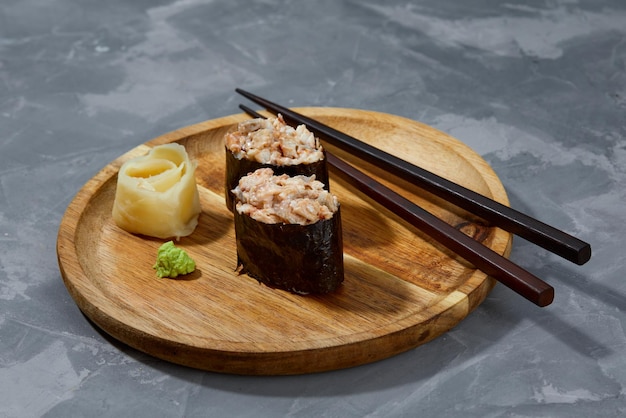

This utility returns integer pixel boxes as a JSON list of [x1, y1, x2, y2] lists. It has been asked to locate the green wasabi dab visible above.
[[153, 241, 196, 278]]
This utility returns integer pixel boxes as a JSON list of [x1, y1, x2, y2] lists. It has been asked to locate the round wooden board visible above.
[[57, 108, 512, 375]]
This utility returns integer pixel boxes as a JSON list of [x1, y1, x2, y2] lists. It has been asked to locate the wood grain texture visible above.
[[56, 108, 512, 375]]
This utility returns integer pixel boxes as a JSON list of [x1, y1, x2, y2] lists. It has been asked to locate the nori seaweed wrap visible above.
[[232, 168, 343, 294], [224, 115, 329, 211]]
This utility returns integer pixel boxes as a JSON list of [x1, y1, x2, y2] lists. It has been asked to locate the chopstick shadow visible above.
[[509, 251, 620, 359], [486, 282, 614, 361], [557, 262, 626, 311]]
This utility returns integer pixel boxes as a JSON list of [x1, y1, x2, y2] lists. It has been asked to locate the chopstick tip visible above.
[[537, 287, 555, 307], [239, 104, 264, 119], [235, 88, 254, 99], [576, 243, 592, 265]]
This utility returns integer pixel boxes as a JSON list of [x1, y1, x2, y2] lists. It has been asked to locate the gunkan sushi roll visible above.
[[224, 114, 329, 210], [232, 168, 343, 294]]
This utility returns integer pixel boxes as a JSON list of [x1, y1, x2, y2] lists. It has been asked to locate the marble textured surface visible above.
[[1, 0, 625, 416]]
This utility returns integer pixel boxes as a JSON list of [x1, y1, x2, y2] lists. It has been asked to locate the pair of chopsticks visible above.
[[235, 88, 591, 307]]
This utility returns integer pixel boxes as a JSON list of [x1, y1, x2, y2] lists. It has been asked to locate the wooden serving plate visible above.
[[57, 108, 512, 375]]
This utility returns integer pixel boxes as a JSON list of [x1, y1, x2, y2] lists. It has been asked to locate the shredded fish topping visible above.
[[233, 168, 338, 225], [225, 114, 324, 165]]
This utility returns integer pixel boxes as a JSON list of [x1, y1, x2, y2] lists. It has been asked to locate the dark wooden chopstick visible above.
[[238, 104, 555, 307], [235, 88, 591, 266]]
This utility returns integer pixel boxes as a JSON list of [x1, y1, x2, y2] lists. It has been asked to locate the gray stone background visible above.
[[1, 0, 625, 417]]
